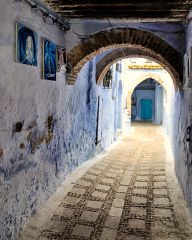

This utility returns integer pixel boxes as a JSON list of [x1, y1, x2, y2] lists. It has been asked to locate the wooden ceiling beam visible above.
[[43, 0, 192, 20], [54, 10, 187, 15], [53, 15, 186, 20], [48, 3, 192, 9], [53, 7, 191, 12], [44, 0, 192, 4]]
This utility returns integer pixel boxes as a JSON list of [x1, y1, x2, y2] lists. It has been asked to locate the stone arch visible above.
[[96, 47, 178, 89], [67, 27, 182, 87]]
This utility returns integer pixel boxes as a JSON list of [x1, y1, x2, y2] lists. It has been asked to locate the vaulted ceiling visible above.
[[43, 0, 192, 21]]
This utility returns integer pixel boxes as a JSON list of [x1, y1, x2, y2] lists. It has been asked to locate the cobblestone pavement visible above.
[[19, 124, 192, 240]]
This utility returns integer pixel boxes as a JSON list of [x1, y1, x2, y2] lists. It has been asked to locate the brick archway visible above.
[[96, 47, 179, 89], [67, 27, 182, 87]]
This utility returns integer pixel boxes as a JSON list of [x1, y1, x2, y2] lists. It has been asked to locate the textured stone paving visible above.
[[18, 123, 192, 240]]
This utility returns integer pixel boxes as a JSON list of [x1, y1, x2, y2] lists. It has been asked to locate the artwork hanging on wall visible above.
[[42, 38, 57, 81], [57, 47, 66, 72], [16, 23, 38, 66]]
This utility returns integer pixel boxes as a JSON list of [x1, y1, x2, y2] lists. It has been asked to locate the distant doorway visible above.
[[130, 78, 164, 123], [140, 99, 153, 120]]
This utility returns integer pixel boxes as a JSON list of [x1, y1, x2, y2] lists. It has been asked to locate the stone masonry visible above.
[[67, 28, 182, 85]]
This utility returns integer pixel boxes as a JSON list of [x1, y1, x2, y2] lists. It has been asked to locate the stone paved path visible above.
[[19, 123, 192, 240]]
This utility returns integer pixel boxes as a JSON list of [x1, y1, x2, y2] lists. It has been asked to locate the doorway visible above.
[[140, 98, 152, 120]]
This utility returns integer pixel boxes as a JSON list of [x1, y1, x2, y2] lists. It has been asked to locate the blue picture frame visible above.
[[16, 23, 38, 66], [43, 38, 57, 81]]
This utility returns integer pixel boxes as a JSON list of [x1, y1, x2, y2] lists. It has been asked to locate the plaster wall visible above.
[[159, 15, 192, 208], [117, 80, 123, 130], [154, 84, 163, 125], [169, 13, 192, 211], [97, 64, 122, 149], [172, 60, 192, 211], [113, 68, 122, 139], [100, 88, 115, 148], [0, 1, 116, 238]]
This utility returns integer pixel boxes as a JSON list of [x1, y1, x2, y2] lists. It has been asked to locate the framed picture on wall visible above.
[[16, 23, 38, 66], [42, 38, 57, 81]]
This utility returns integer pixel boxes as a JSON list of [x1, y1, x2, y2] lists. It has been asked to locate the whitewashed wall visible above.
[[169, 11, 192, 210], [0, 1, 120, 239]]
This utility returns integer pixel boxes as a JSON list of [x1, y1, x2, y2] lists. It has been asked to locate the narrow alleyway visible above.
[[19, 124, 192, 240]]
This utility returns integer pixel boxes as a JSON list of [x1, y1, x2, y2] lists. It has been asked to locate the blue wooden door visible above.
[[140, 99, 152, 120]]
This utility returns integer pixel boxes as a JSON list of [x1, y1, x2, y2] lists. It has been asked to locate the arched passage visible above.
[[125, 72, 174, 117], [130, 78, 163, 122], [67, 27, 183, 87], [96, 48, 178, 89]]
